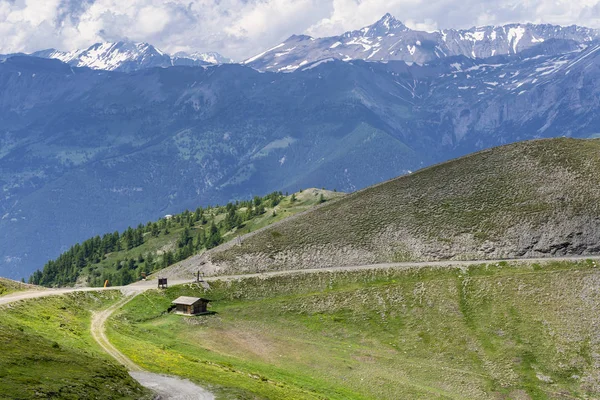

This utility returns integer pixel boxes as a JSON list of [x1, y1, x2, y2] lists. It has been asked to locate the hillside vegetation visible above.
[[0, 291, 150, 399], [0, 278, 36, 297], [29, 189, 343, 287], [109, 259, 600, 399], [171, 138, 600, 277]]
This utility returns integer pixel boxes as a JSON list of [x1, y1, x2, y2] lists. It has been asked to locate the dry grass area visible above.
[[0, 277, 40, 297], [109, 260, 600, 399], [186, 138, 600, 276]]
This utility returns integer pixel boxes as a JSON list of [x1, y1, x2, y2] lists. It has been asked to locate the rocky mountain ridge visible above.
[[244, 13, 600, 72], [17, 42, 233, 72]]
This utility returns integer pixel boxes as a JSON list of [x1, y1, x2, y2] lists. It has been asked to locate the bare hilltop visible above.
[[165, 138, 600, 277]]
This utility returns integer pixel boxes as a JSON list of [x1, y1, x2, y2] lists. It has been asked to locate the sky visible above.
[[0, 0, 599, 61]]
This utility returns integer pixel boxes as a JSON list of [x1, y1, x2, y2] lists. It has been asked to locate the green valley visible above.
[[107, 259, 600, 399], [5, 138, 600, 399]]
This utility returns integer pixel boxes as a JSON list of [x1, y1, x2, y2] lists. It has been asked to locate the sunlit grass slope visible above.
[[109, 259, 600, 399], [0, 292, 151, 399], [0, 278, 35, 297]]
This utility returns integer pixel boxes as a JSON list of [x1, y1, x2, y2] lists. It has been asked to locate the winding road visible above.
[[89, 291, 215, 400], [4, 255, 599, 308], [2, 255, 600, 399], [90, 293, 143, 372], [0, 279, 214, 400]]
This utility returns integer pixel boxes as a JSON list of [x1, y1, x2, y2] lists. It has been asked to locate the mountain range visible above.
[[1, 42, 233, 73], [1, 14, 600, 279], [244, 13, 600, 72]]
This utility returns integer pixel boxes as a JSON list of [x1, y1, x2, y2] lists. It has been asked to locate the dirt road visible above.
[[89, 292, 215, 399], [90, 293, 143, 371], [0, 280, 213, 399], [0, 278, 192, 306], [130, 372, 214, 400], [177, 254, 600, 282], [4, 255, 599, 307]]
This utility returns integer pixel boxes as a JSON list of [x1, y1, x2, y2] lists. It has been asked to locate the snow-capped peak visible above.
[[367, 13, 408, 36], [173, 51, 233, 65], [30, 42, 232, 72], [243, 13, 600, 73]]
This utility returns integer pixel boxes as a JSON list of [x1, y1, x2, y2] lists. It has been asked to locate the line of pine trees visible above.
[[29, 191, 285, 287]]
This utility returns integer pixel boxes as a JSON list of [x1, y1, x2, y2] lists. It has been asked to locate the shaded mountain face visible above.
[[245, 13, 600, 72], [28, 42, 231, 72], [1, 38, 600, 279]]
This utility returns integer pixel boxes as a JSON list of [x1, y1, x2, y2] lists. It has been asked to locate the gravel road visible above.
[[4, 255, 599, 306], [90, 293, 143, 372], [88, 289, 215, 399], [130, 372, 215, 400], [0, 280, 214, 399], [174, 254, 600, 282]]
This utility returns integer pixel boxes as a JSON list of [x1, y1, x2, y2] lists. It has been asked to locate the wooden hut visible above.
[[171, 296, 210, 315]]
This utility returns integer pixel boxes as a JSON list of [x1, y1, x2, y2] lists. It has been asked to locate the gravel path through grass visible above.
[[90, 293, 215, 399], [90, 293, 143, 371], [184, 254, 600, 281], [4, 255, 600, 305]]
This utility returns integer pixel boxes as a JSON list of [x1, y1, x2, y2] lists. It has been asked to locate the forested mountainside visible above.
[[29, 189, 341, 287]]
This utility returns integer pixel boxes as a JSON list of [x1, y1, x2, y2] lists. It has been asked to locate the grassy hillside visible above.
[[108, 259, 600, 399], [30, 188, 343, 287], [179, 138, 600, 276], [0, 278, 36, 297], [0, 291, 150, 399]]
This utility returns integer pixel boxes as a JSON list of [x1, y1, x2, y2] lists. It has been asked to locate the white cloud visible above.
[[0, 0, 598, 61]]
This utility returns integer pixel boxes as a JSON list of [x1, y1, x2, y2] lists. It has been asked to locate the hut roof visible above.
[[172, 296, 210, 306]]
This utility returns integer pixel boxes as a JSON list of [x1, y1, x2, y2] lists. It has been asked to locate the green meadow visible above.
[[107, 260, 600, 399]]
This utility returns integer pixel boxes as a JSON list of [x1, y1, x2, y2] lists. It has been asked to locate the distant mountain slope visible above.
[[28, 42, 231, 72], [245, 13, 600, 72], [28, 189, 342, 288], [1, 39, 599, 279], [173, 51, 234, 65], [168, 139, 600, 276]]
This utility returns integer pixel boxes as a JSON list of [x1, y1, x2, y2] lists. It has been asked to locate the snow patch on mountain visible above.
[[508, 26, 526, 53], [173, 51, 233, 65]]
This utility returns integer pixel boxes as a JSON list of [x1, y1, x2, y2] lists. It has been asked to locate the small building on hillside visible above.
[[172, 296, 210, 316]]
